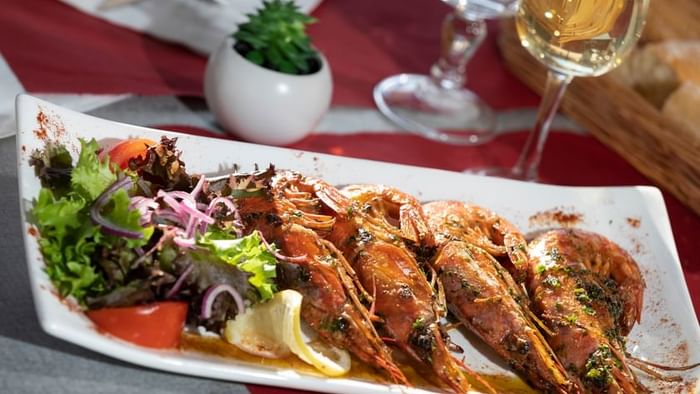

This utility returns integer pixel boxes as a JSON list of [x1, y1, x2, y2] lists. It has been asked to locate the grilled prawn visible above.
[[424, 201, 529, 283], [274, 223, 408, 383], [425, 201, 576, 393], [527, 229, 646, 393], [338, 185, 445, 315], [226, 171, 408, 386], [274, 178, 478, 393]]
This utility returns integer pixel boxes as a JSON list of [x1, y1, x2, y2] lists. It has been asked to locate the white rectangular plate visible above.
[[15, 95, 700, 393]]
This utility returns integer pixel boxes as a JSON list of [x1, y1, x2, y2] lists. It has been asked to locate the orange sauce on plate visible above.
[[180, 332, 537, 393]]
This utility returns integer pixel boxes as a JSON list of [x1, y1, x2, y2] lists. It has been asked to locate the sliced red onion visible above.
[[132, 197, 159, 212], [168, 191, 196, 206], [129, 196, 159, 226], [201, 197, 241, 236], [255, 230, 307, 262], [136, 211, 153, 227], [154, 209, 186, 225], [173, 235, 195, 249], [179, 201, 215, 225], [158, 190, 186, 216], [129, 196, 147, 208], [155, 188, 217, 242], [165, 264, 193, 299], [205, 197, 236, 215], [190, 175, 205, 199], [199, 219, 209, 237], [200, 284, 245, 320], [159, 191, 212, 229], [90, 177, 144, 239], [185, 216, 197, 239]]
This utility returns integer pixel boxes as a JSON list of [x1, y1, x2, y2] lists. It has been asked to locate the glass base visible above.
[[373, 74, 496, 145]]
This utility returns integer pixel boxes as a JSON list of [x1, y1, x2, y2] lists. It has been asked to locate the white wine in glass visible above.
[[494, 0, 649, 180], [518, 0, 647, 77]]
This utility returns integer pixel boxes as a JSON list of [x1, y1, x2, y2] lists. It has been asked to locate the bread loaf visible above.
[[612, 40, 700, 136], [613, 40, 700, 107], [643, 0, 700, 42], [649, 41, 700, 83], [663, 82, 700, 136]]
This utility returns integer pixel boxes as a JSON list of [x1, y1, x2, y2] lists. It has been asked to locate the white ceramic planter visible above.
[[204, 37, 332, 145]]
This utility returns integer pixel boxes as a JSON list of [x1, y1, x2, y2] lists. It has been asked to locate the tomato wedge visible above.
[[107, 138, 156, 169], [86, 302, 188, 348]]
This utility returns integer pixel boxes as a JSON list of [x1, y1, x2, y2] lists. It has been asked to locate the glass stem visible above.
[[430, 11, 486, 90], [512, 71, 573, 181]]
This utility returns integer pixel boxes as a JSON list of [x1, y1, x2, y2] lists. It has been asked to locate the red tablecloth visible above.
[[1, 1, 698, 391], [1, 0, 539, 108]]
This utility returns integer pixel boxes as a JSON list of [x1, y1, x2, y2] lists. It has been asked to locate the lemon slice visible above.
[[224, 290, 351, 376]]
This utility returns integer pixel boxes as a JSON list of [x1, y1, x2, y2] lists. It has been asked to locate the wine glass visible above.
[[373, 0, 520, 145], [484, 0, 649, 180]]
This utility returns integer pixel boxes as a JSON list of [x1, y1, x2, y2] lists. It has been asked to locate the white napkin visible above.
[[59, 0, 321, 55]]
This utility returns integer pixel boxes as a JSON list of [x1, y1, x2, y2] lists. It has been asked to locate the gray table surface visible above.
[[0, 135, 253, 393]]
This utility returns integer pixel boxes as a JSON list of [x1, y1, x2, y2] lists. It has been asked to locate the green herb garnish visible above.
[[542, 275, 561, 288], [564, 314, 578, 325], [584, 345, 614, 388], [583, 305, 596, 316], [574, 287, 592, 303]]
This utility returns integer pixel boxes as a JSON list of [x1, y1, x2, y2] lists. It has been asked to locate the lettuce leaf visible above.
[[32, 188, 85, 237], [32, 187, 106, 300], [31, 139, 151, 304], [71, 139, 116, 201], [199, 231, 278, 300]]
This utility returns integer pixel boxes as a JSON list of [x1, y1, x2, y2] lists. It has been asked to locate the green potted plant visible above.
[[204, 0, 332, 145]]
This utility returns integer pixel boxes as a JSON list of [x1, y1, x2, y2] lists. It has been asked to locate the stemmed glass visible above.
[[485, 0, 649, 180], [373, 0, 519, 145]]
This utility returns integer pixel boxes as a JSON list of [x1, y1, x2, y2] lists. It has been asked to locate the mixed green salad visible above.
[[29, 137, 279, 333]]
